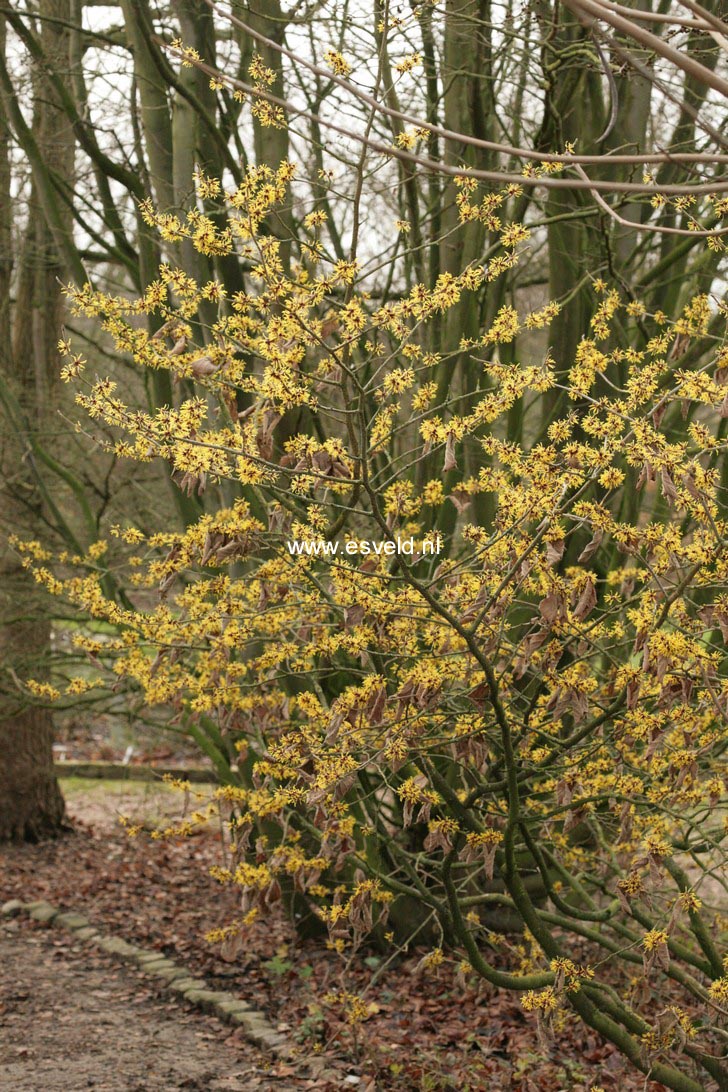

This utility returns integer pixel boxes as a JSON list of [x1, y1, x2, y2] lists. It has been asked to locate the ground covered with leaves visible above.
[[0, 915, 285, 1092], [0, 783, 675, 1091]]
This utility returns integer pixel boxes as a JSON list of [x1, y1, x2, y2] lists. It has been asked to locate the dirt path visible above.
[[0, 917, 292, 1092]]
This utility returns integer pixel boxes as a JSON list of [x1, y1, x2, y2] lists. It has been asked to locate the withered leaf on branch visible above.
[[652, 402, 666, 429], [461, 837, 498, 881], [401, 773, 428, 828], [562, 805, 589, 835], [173, 469, 207, 496], [169, 334, 188, 355], [577, 528, 604, 564], [617, 802, 633, 844], [660, 467, 679, 506], [365, 683, 387, 726], [344, 603, 365, 629], [189, 354, 218, 378], [448, 488, 471, 513], [636, 462, 655, 490], [539, 591, 567, 626], [626, 676, 641, 709], [459, 585, 488, 625], [682, 468, 704, 503], [698, 604, 728, 643], [201, 532, 225, 565], [467, 681, 490, 709], [219, 932, 245, 962], [545, 538, 564, 566], [423, 824, 453, 854], [268, 505, 289, 534], [573, 577, 597, 621], [643, 937, 671, 976], [255, 410, 282, 460], [669, 332, 690, 360], [312, 449, 333, 474], [514, 630, 549, 678]]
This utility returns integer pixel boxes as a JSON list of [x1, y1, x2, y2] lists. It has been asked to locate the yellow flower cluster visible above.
[[20, 156, 728, 1059]]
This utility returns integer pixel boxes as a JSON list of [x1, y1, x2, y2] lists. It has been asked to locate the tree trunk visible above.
[[0, 2, 72, 841], [0, 652, 66, 842]]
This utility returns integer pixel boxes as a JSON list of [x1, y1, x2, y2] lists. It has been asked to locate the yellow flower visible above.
[[324, 50, 352, 77]]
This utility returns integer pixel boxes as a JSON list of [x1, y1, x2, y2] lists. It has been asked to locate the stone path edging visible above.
[[1, 898, 292, 1059]]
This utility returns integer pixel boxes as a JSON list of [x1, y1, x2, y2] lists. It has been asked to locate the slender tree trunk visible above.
[[0, 3, 72, 841]]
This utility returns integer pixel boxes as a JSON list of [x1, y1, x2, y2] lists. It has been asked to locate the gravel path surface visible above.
[[0, 917, 290, 1092]]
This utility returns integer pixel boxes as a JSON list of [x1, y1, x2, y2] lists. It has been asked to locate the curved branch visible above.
[[173, 47, 728, 198], [205, 0, 728, 169]]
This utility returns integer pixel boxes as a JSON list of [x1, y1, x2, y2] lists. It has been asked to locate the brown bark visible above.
[[0, 687, 66, 842], [0, 2, 72, 841]]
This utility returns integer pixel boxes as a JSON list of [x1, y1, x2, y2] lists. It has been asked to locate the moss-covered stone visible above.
[[245, 1027, 289, 1052], [73, 927, 99, 942], [28, 903, 58, 924], [214, 998, 251, 1021], [167, 977, 207, 994], [136, 951, 166, 964], [182, 988, 222, 1007], [150, 965, 188, 983], [1, 899, 24, 916], [96, 937, 139, 960], [55, 912, 90, 930]]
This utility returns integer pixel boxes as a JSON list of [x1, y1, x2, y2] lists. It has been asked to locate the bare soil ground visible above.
[[0, 916, 288, 1092]]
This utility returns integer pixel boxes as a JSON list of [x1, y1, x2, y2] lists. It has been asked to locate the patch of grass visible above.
[[58, 777, 215, 832]]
